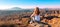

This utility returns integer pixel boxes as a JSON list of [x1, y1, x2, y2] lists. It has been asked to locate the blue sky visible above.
[[0, 0, 60, 9]]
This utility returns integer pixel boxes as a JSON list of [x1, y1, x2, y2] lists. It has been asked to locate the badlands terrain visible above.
[[0, 8, 60, 27]]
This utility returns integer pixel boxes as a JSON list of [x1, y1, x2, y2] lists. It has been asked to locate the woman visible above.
[[30, 7, 40, 24]]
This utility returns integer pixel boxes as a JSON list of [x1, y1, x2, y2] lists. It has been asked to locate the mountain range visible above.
[[0, 7, 33, 16]]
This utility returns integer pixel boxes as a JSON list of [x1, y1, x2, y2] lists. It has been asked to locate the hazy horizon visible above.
[[0, 0, 60, 10]]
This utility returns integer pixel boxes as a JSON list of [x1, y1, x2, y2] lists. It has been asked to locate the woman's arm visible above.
[[30, 13, 34, 18], [30, 13, 35, 20], [30, 13, 34, 20]]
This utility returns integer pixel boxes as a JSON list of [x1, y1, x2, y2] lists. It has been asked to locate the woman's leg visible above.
[[30, 17, 35, 24], [30, 19, 33, 24]]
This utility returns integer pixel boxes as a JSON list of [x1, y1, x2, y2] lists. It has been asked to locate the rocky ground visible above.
[[0, 17, 60, 27], [0, 9, 60, 27]]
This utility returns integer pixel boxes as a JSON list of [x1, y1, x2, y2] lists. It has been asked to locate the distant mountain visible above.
[[0, 7, 33, 16], [8, 7, 22, 10]]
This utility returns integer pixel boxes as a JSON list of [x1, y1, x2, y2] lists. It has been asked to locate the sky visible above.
[[0, 0, 60, 9]]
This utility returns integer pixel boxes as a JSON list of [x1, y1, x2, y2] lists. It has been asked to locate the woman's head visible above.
[[34, 7, 40, 15]]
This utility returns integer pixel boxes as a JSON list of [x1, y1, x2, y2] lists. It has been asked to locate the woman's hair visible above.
[[33, 7, 40, 15]]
